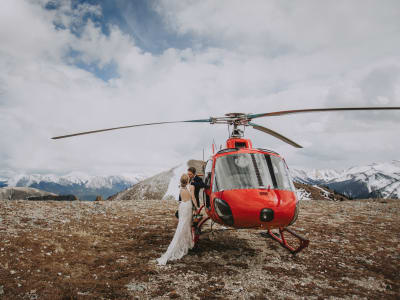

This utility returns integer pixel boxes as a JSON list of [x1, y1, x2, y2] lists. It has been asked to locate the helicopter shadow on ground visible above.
[[172, 230, 258, 275]]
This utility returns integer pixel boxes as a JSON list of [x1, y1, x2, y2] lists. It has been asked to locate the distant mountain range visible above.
[[291, 160, 400, 199], [0, 172, 146, 201], [1, 160, 399, 201]]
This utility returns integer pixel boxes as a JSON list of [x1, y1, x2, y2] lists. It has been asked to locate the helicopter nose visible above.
[[213, 189, 297, 229]]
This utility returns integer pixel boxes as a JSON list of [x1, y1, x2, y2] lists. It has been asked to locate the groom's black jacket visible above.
[[191, 175, 206, 208]]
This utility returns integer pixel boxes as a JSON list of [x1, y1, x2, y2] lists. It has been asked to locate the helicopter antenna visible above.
[[212, 138, 216, 154]]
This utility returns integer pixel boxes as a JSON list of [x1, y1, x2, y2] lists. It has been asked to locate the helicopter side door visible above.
[[203, 159, 213, 209]]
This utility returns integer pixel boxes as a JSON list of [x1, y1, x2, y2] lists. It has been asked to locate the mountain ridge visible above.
[[291, 160, 400, 199]]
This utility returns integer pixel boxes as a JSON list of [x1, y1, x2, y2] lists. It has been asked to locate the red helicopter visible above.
[[52, 107, 400, 254]]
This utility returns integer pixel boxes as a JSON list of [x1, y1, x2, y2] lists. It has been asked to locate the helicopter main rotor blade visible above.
[[248, 122, 303, 148], [248, 107, 400, 119], [51, 118, 211, 140]]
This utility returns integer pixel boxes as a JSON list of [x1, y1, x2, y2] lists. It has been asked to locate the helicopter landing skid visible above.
[[261, 227, 309, 255], [192, 211, 210, 246]]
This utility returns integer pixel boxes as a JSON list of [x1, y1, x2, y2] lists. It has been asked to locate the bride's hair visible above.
[[180, 174, 189, 187]]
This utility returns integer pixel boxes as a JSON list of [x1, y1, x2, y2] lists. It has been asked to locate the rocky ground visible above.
[[0, 199, 399, 299]]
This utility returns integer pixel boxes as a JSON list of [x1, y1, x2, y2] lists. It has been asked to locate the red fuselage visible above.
[[203, 138, 298, 229]]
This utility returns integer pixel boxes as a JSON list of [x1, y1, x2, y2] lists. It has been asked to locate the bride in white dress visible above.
[[157, 174, 198, 265]]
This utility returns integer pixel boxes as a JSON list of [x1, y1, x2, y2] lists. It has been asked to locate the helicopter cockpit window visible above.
[[204, 160, 213, 186], [235, 142, 247, 148], [213, 153, 295, 192], [203, 160, 213, 208], [213, 153, 274, 191], [267, 155, 295, 191]]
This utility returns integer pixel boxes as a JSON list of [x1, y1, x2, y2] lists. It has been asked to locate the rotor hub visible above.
[[225, 113, 246, 119], [223, 113, 248, 138]]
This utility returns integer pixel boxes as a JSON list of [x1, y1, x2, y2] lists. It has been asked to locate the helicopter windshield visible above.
[[213, 153, 295, 192]]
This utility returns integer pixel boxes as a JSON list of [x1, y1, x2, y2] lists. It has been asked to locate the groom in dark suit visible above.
[[187, 167, 205, 208]]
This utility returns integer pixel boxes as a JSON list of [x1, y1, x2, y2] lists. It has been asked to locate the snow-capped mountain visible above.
[[291, 169, 344, 185], [291, 160, 400, 199], [1, 172, 146, 201]]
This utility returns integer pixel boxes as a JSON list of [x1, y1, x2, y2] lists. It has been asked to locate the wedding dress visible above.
[[157, 187, 194, 265]]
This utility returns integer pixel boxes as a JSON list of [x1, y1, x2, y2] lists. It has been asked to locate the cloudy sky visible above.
[[1, 0, 400, 177]]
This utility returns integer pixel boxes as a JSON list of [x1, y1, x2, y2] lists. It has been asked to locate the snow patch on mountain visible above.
[[163, 163, 189, 201], [296, 188, 312, 201], [312, 185, 332, 200]]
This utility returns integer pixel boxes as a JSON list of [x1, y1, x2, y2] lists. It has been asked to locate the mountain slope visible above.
[[108, 168, 175, 201], [0, 187, 56, 201], [294, 183, 349, 201], [108, 160, 205, 201]]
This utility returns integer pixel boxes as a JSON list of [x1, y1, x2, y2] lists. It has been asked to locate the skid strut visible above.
[[192, 205, 210, 246], [262, 227, 309, 254]]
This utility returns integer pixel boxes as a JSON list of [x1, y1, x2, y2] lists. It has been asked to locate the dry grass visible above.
[[0, 199, 399, 299]]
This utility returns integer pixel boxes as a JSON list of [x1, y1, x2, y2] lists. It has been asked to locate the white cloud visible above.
[[156, 0, 400, 53], [0, 0, 400, 177]]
